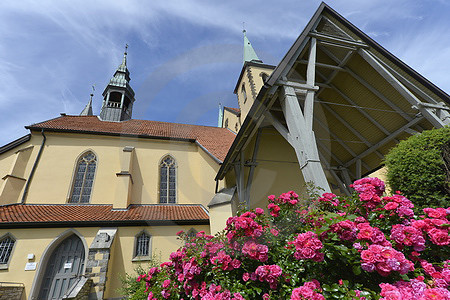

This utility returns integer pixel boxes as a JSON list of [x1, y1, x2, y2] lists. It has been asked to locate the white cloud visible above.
[[0, 0, 448, 147]]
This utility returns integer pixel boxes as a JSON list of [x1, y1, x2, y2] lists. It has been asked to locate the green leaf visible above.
[[352, 265, 361, 275]]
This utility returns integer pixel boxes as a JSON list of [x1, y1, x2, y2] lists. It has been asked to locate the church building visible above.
[[0, 3, 449, 299]]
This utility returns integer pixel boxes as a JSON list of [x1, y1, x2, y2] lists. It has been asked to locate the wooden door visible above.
[[38, 234, 85, 299]]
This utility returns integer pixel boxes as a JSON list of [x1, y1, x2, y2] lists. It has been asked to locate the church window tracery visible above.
[[135, 231, 151, 257], [159, 155, 176, 204], [69, 151, 97, 203], [0, 234, 15, 266]]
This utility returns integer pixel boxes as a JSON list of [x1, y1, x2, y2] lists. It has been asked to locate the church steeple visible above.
[[80, 93, 93, 116], [243, 30, 262, 64], [99, 45, 136, 122]]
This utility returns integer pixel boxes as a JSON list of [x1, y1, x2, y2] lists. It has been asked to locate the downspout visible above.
[[21, 129, 46, 204]]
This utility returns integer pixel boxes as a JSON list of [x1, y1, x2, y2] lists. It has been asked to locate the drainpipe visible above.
[[21, 129, 46, 204]]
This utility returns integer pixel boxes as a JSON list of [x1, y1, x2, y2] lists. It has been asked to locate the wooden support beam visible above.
[[241, 114, 266, 151], [404, 128, 419, 136], [316, 45, 401, 145], [374, 57, 439, 105], [244, 128, 262, 208], [330, 169, 352, 197], [239, 152, 245, 204], [318, 46, 416, 123], [318, 40, 357, 51], [264, 111, 292, 146], [317, 94, 384, 159], [308, 32, 369, 49], [234, 163, 242, 203], [298, 60, 346, 71], [315, 139, 356, 179], [317, 49, 354, 91], [345, 116, 423, 167], [281, 85, 331, 192], [327, 82, 392, 135], [277, 15, 323, 81], [356, 159, 362, 179], [305, 37, 317, 132], [417, 102, 450, 110], [359, 49, 448, 128], [341, 168, 353, 187], [276, 80, 319, 91], [314, 116, 372, 172]]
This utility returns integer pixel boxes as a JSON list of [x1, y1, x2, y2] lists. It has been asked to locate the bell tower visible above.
[[99, 45, 136, 122]]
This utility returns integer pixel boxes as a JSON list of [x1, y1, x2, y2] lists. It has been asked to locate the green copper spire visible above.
[[100, 44, 136, 122], [243, 30, 262, 65]]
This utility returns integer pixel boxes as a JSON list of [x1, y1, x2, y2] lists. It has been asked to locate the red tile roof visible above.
[[0, 204, 209, 227], [26, 116, 236, 162], [224, 107, 241, 115]]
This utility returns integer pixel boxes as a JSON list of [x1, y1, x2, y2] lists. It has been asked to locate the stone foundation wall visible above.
[[0, 285, 24, 300]]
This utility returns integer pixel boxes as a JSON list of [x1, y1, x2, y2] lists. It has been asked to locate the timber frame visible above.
[[216, 2, 450, 207]]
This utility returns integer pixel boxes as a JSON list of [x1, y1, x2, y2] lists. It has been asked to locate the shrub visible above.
[[133, 177, 449, 299], [384, 126, 450, 209], [119, 259, 161, 299]]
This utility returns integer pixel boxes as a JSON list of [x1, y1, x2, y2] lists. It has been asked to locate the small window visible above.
[[159, 155, 176, 204], [0, 235, 15, 267], [135, 232, 151, 258], [70, 151, 97, 203], [187, 228, 197, 240], [235, 123, 239, 132], [242, 84, 247, 103], [224, 118, 229, 128]]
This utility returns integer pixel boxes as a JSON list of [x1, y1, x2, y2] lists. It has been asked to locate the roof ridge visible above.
[[30, 114, 234, 131]]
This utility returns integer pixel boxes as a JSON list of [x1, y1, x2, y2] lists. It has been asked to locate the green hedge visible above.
[[384, 126, 450, 209]]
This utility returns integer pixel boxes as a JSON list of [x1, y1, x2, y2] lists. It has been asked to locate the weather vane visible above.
[[125, 44, 128, 55], [242, 22, 246, 33]]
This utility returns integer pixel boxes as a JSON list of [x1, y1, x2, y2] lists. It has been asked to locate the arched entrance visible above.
[[37, 234, 85, 299]]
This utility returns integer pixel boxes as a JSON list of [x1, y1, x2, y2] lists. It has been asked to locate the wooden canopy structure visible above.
[[216, 2, 450, 205]]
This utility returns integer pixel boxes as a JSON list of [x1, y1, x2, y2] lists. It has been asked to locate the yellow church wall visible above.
[[237, 65, 274, 122], [222, 110, 241, 133], [249, 65, 273, 99], [224, 128, 307, 210], [18, 131, 219, 208], [0, 224, 210, 299], [0, 137, 40, 205], [0, 227, 98, 299], [209, 203, 233, 235], [104, 224, 210, 299]]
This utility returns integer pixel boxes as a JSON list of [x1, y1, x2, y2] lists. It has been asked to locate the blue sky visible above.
[[1, 0, 449, 146]]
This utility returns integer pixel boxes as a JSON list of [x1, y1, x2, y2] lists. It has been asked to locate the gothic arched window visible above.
[[159, 155, 176, 204], [70, 151, 97, 203], [0, 234, 15, 266], [242, 84, 247, 103], [135, 231, 151, 258]]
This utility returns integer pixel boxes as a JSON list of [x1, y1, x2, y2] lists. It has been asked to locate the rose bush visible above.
[[135, 178, 449, 299]]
